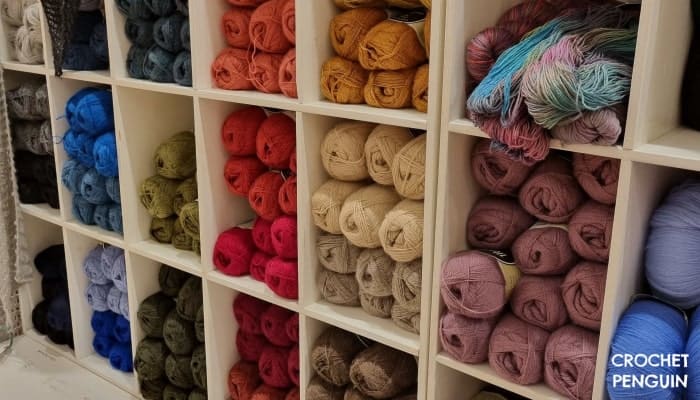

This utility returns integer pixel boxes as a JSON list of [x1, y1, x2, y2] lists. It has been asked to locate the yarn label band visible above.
[[388, 8, 427, 49], [609, 353, 688, 390], [529, 222, 569, 232], [477, 249, 520, 298]]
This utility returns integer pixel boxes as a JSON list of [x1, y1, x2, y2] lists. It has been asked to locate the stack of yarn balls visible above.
[[307, 326, 418, 400], [84, 244, 133, 372], [212, 0, 297, 98], [139, 131, 200, 254], [31, 244, 73, 349], [117, 0, 192, 86], [0, 0, 43, 64], [227, 293, 299, 400], [464, 0, 638, 164], [7, 80, 58, 208], [134, 265, 207, 400], [61, 88, 123, 234], [311, 121, 426, 334], [213, 107, 298, 300], [62, 8, 110, 71], [320, 0, 430, 112], [439, 138, 620, 399]]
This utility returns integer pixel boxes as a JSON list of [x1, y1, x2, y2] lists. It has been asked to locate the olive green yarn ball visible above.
[[176, 276, 203, 321], [165, 353, 195, 389], [138, 292, 175, 338], [179, 201, 199, 239], [151, 217, 176, 243], [174, 177, 198, 216], [140, 175, 181, 219], [159, 265, 190, 297], [155, 131, 197, 180], [172, 217, 194, 250], [163, 384, 189, 400], [188, 388, 207, 400], [134, 338, 168, 381], [139, 377, 168, 400], [163, 309, 196, 355]]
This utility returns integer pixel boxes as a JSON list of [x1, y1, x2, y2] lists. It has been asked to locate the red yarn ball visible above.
[[250, 53, 284, 93], [212, 47, 253, 90], [288, 345, 299, 386], [233, 293, 268, 334], [249, 0, 293, 54], [261, 305, 294, 346], [265, 257, 298, 299], [285, 314, 298, 343], [285, 388, 300, 400], [213, 227, 255, 276], [271, 215, 297, 259], [256, 113, 296, 169], [289, 148, 296, 174], [258, 345, 292, 388], [251, 251, 273, 282], [278, 176, 297, 215], [249, 172, 285, 221], [228, 361, 261, 400], [237, 330, 267, 362], [222, 106, 268, 156], [225, 156, 268, 197], [252, 216, 275, 254]]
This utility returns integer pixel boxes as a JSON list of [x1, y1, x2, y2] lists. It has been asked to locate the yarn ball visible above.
[[107, 285, 123, 315], [173, 51, 192, 87], [73, 194, 96, 224], [466, 26, 518, 82], [318, 268, 360, 306], [512, 225, 578, 276], [228, 361, 261, 400], [606, 299, 687, 400], [153, 13, 186, 53], [365, 68, 417, 109], [364, 124, 413, 185], [306, 376, 345, 400], [359, 290, 394, 318], [249, 172, 285, 221], [544, 324, 599, 400], [93, 334, 115, 357], [75, 134, 98, 167], [285, 388, 300, 400], [568, 200, 614, 263], [278, 48, 297, 98], [358, 20, 426, 71], [467, 195, 534, 250], [256, 113, 296, 169], [47, 294, 71, 332], [138, 292, 175, 338], [572, 153, 620, 205], [213, 227, 255, 276], [320, 56, 369, 104], [212, 47, 254, 90], [330, 8, 387, 61], [311, 327, 366, 386], [165, 353, 195, 389], [280, 0, 294, 44], [223, 7, 253, 49], [32, 300, 50, 335], [237, 330, 267, 362], [321, 121, 374, 181], [12, 120, 53, 155], [317, 233, 361, 274], [356, 248, 395, 297], [222, 106, 267, 156], [349, 344, 418, 398], [134, 338, 168, 380], [551, 107, 625, 146], [140, 175, 180, 218], [412, 64, 429, 112], [439, 311, 497, 364], [249, 0, 293, 54], [259, 345, 292, 389], [224, 156, 268, 197], [339, 184, 401, 248], [194, 305, 204, 343], [311, 179, 364, 234], [139, 377, 167, 400], [80, 168, 110, 205], [127, 45, 149, 78], [15, 25, 43, 64], [173, 219, 192, 250], [74, 90, 115, 135], [163, 309, 196, 355], [233, 293, 268, 335], [470, 139, 535, 195], [250, 52, 283, 93], [173, 177, 197, 216], [392, 134, 426, 199], [518, 157, 585, 223], [35, 244, 66, 280], [113, 315, 132, 343], [285, 313, 298, 343], [510, 275, 568, 331], [278, 175, 297, 215], [561, 261, 607, 331], [83, 246, 108, 284], [86, 283, 111, 312], [105, 252, 127, 293], [333, 0, 386, 9], [391, 303, 420, 333], [191, 344, 207, 389], [251, 216, 275, 255], [159, 265, 189, 296], [163, 385, 188, 400], [179, 201, 199, 238], [271, 215, 297, 259], [102, 245, 124, 271], [379, 199, 424, 263], [125, 18, 154, 46], [155, 131, 196, 180], [151, 217, 176, 243], [91, 310, 117, 337], [93, 132, 119, 177], [180, 20, 190, 50], [265, 257, 298, 299], [440, 250, 521, 319], [106, 176, 121, 204], [62, 130, 82, 160], [261, 305, 294, 347], [392, 259, 422, 311], [252, 385, 287, 400], [176, 277, 202, 321], [488, 313, 550, 385], [144, 0, 176, 16], [144, 45, 177, 83]]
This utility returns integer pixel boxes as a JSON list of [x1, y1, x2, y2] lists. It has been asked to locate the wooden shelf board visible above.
[[78, 353, 138, 397], [130, 239, 202, 277], [63, 220, 125, 248], [631, 127, 700, 171], [23, 329, 76, 361], [56, 69, 113, 85], [304, 100, 428, 130], [1, 61, 46, 75], [206, 270, 300, 312], [197, 88, 303, 111], [19, 203, 63, 226], [114, 76, 195, 97]]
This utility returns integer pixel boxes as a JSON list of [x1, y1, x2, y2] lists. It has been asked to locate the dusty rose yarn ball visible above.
[[489, 313, 550, 385], [512, 225, 578, 276], [544, 324, 599, 400], [467, 196, 534, 250], [510, 275, 568, 331], [439, 311, 497, 364]]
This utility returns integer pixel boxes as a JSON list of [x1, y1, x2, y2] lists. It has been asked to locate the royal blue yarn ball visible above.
[[80, 168, 110, 205], [606, 299, 688, 400], [94, 204, 112, 231], [93, 132, 119, 177], [66, 88, 99, 129], [109, 204, 124, 235], [91, 310, 117, 337], [62, 130, 82, 159], [75, 133, 97, 167], [106, 176, 121, 204], [113, 315, 131, 344], [75, 90, 115, 135], [686, 309, 700, 398], [61, 158, 89, 193], [93, 334, 115, 358], [109, 342, 134, 372], [73, 194, 96, 225]]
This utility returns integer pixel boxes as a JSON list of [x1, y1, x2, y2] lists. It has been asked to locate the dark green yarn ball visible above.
[[139, 377, 167, 400], [163, 309, 196, 355], [134, 338, 168, 381], [176, 277, 202, 321], [163, 384, 189, 400], [138, 292, 175, 338], [191, 344, 206, 390], [165, 353, 195, 389], [159, 264, 190, 297], [195, 305, 205, 343]]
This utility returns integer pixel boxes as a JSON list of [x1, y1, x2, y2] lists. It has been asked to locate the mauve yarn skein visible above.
[[359, 290, 394, 318], [271, 215, 297, 259], [392, 134, 426, 200], [307, 376, 345, 400], [134, 338, 168, 380], [228, 361, 261, 400], [252, 385, 287, 400], [86, 283, 111, 312], [237, 330, 267, 362], [321, 121, 374, 181], [256, 113, 296, 169], [222, 106, 267, 156], [568, 200, 615, 262], [140, 175, 179, 218], [356, 248, 396, 297], [391, 303, 420, 333], [250, 172, 286, 221], [233, 293, 268, 334], [163, 309, 196, 355], [350, 344, 418, 399], [392, 259, 422, 311], [250, 251, 273, 282], [261, 305, 294, 347], [561, 261, 607, 331], [365, 69, 417, 109], [155, 131, 196, 179], [510, 275, 568, 331], [439, 311, 497, 364], [214, 227, 255, 276], [317, 233, 361, 274], [153, 14, 186, 53], [249, 0, 293, 54], [467, 196, 534, 250], [286, 313, 298, 343], [518, 157, 585, 223], [489, 313, 550, 385], [470, 139, 536, 195], [318, 268, 360, 306], [358, 20, 426, 71], [195, 306, 204, 343], [440, 250, 521, 319], [320, 56, 369, 104], [466, 26, 517, 82], [224, 156, 268, 197], [144, 45, 176, 83], [279, 175, 297, 215], [212, 47, 254, 90], [379, 199, 424, 263], [223, 8, 253, 49], [138, 292, 175, 338], [311, 179, 365, 234], [176, 277, 202, 321], [265, 257, 299, 299], [191, 344, 207, 389], [512, 225, 578, 276], [250, 52, 284, 93], [572, 153, 620, 205], [125, 18, 154, 46], [173, 51, 192, 87], [311, 327, 366, 386], [551, 107, 625, 146], [330, 8, 387, 61], [165, 353, 194, 389], [83, 246, 108, 284], [279, 48, 297, 98], [339, 184, 401, 248], [280, 0, 294, 44], [365, 124, 413, 185], [545, 324, 598, 400], [91, 310, 117, 337], [259, 345, 292, 389]]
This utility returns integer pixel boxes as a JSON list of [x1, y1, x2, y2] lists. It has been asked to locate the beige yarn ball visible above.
[[318, 268, 360, 306], [321, 121, 375, 181], [312, 179, 365, 234], [339, 184, 401, 248], [359, 290, 394, 318], [392, 134, 426, 200], [391, 303, 420, 333], [365, 125, 414, 185], [379, 199, 424, 262], [392, 258, 422, 311], [356, 248, 396, 297], [317, 233, 362, 274]]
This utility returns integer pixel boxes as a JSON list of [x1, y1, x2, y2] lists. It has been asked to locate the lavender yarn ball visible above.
[[109, 253, 128, 293], [84, 246, 109, 285], [86, 283, 112, 312], [108, 285, 123, 315], [102, 246, 124, 271], [120, 291, 130, 319]]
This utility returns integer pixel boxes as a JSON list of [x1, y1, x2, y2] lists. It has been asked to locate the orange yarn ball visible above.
[[279, 48, 297, 98], [212, 47, 253, 90], [280, 0, 295, 44], [279, 176, 297, 215], [249, 0, 293, 54], [250, 52, 284, 93], [251, 384, 287, 400], [249, 171, 285, 221], [228, 361, 261, 400], [222, 8, 254, 49], [320, 56, 369, 104]]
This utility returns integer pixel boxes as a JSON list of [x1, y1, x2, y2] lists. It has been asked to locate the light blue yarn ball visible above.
[[86, 283, 112, 312], [94, 204, 112, 231], [83, 246, 109, 285], [687, 309, 700, 398], [61, 158, 89, 193], [107, 285, 122, 315], [80, 168, 110, 205], [101, 246, 123, 274], [93, 132, 119, 177]]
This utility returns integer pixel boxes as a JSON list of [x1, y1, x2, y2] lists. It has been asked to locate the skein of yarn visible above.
[[140, 175, 180, 218], [224, 156, 268, 197], [412, 64, 429, 113], [518, 157, 585, 223], [355, 248, 396, 297], [510, 275, 568, 331], [572, 153, 620, 205], [237, 330, 267, 362], [144, 46, 176, 83], [233, 293, 267, 335], [317, 233, 362, 274], [265, 257, 299, 299], [256, 113, 296, 169], [306, 376, 345, 400], [365, 68, 417, 109], [173, 177, 197, 216], [311, 327, 366, 386], [364, 124, 413, 186], [568, 200, 614, 263], [392, 134, 426, 199], [349, 344, 418, 399], [159, 264, 189, 296], [93, 133, 119, 177], [545, 324, 598, 400], [252, 216, 275, 255], [212, 47, 254, 90], [250, 52, 284, 93], [318, 268, 360, 306], [154, 14, 186, 53], [311, 179, 364, 234], [339, 184, 401, 248], [561, 261, 607, 331], [223, 8, 253, 49], [379, 199, 424, 262], [489, 313, 550, 385], [512, 225, 578, 276], [358, 20, 427, 71], [155, 131, 196, 179], [249, 171, 285, 221], [165, 353, 195, 389], [467, 196, 534, 250], [470, 139, 535, 195], [320, 56, 369, 104], [261, 305, 294, 347], [249, 0, 293, 54], [135, 338, 168, 380], [151, 217, 175, 243], [392, 259, 421, 311], [321, 121, 375, 181], [173, 51, 192, 87], [391, 303, 420, 333], [176, 277, 202, 321], [279, 48, 297, 98], [258, 345, 292, 388], [163, 309, 196, 355], [439, 311, 497, 364], [222, 106, 266, 156], [271, 215, 297, 259], [137, 292, 174, 338], [228, 361, 261, 400], [330, 8, 387, 61], [280, 0, 294, 44], [278, 175, 297, 215], [359, 290, 394, 318]]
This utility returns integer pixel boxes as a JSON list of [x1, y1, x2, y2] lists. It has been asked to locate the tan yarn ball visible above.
[[391, 303, 420, 333], [379, 199, 424, 263], [364, 124, 414, 185], [318, 268, 360, 306], [392, 258, 422, 311], [349, 344, 418, 398], [344, 387, 372, 400], [317, 233, 362, 274], [339, 184, 401, 248], [412, 64, 429, 113], [321, 121, 375, 181], [358, 21, 427, 71], [330, 8, 387, 61], [333, 0, 386, 10], [365, 68, 416, 109], [385, 0, 424, 8], [311, 327, 367, 386], [392, 134, 426, 200], [359, 290, 394, 318], [356, 248, 396, 297], [321, 56, 369, 104], [307, 375, 345, 400], [312, 179, 365, 234]]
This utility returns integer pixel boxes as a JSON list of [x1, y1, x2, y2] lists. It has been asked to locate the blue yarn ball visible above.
[[646, 179, 700, 309], [80, 168, 110, 205], [145, 0, 176, 17], [109, 204, 124, 235], [125, 18, 154, 46], [61, 158, 89, 193], [688, 309, 700, 397], [103, 252, 127, 293], [93, 132, 118, 177], [72, 11, 103, 43], [73, 194, 96, 224], [180, 20, 189, 51], [47, 294, 71, 332], [63, 43, 109, 71], [89, 20, 109, 64], [86, 283, 112, 312], [109, 342, 134, 372], [127, 45, 149, 79], [606, 299, 687, 400], [106, 176, 121, 204], [75, 90, 115, 135], [91, 310, 117, 337], [117, 0, 154, 19], [94, 204, 112, 231], [119, 291, 130, 319], [75, 134, 97, 167], [144, 45, 176, 83], [66, 88, 99, 129], [108, 285, 122, 315], [101, 245, 124, 271], [113, 315, 131, 343], [62, 130, 83, 159], [173, 51, 191, 87], [93, 334, 115, 358], [83, 246, 109, 285], [153, 13, 186, 53]]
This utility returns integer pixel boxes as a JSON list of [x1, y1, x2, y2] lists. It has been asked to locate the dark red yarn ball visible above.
[[288, 345, 299, 387], [213, 227, 255, 276], [233, 293, 269, 334], [285, 313, 298, 343], [271, 215, 297, 259], [466, 27, 517, 82], [237, 330, 267, 362], [258, 345, 292, 389], [249, 171, 285, 221], [289, 148, 296, 174], [256, 113, 296, 169], [222, 106, 268, 156], [278, 176, 297, 216], [265, 257, 298, 300], [250, 251, 273, 282], [261, 305, 294, 347], [252, 216, 275, 254], [225, 156, 268, 197]]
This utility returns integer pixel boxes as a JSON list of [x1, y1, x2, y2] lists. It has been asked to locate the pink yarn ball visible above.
[[510, 275, 568, 331], [251, 251, 273, 282], [259, 345, 293, 389], [544, 324, 599, 400], [288, 345, 300, 386], [265, 257, 298, 299], [439, 311, 497, 364], [233, 293, 269, 334], [271, 215, 298, 259], [489, 313, 550, 385], [214, 227, 255, 276], [512, 226, 578, 276]]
